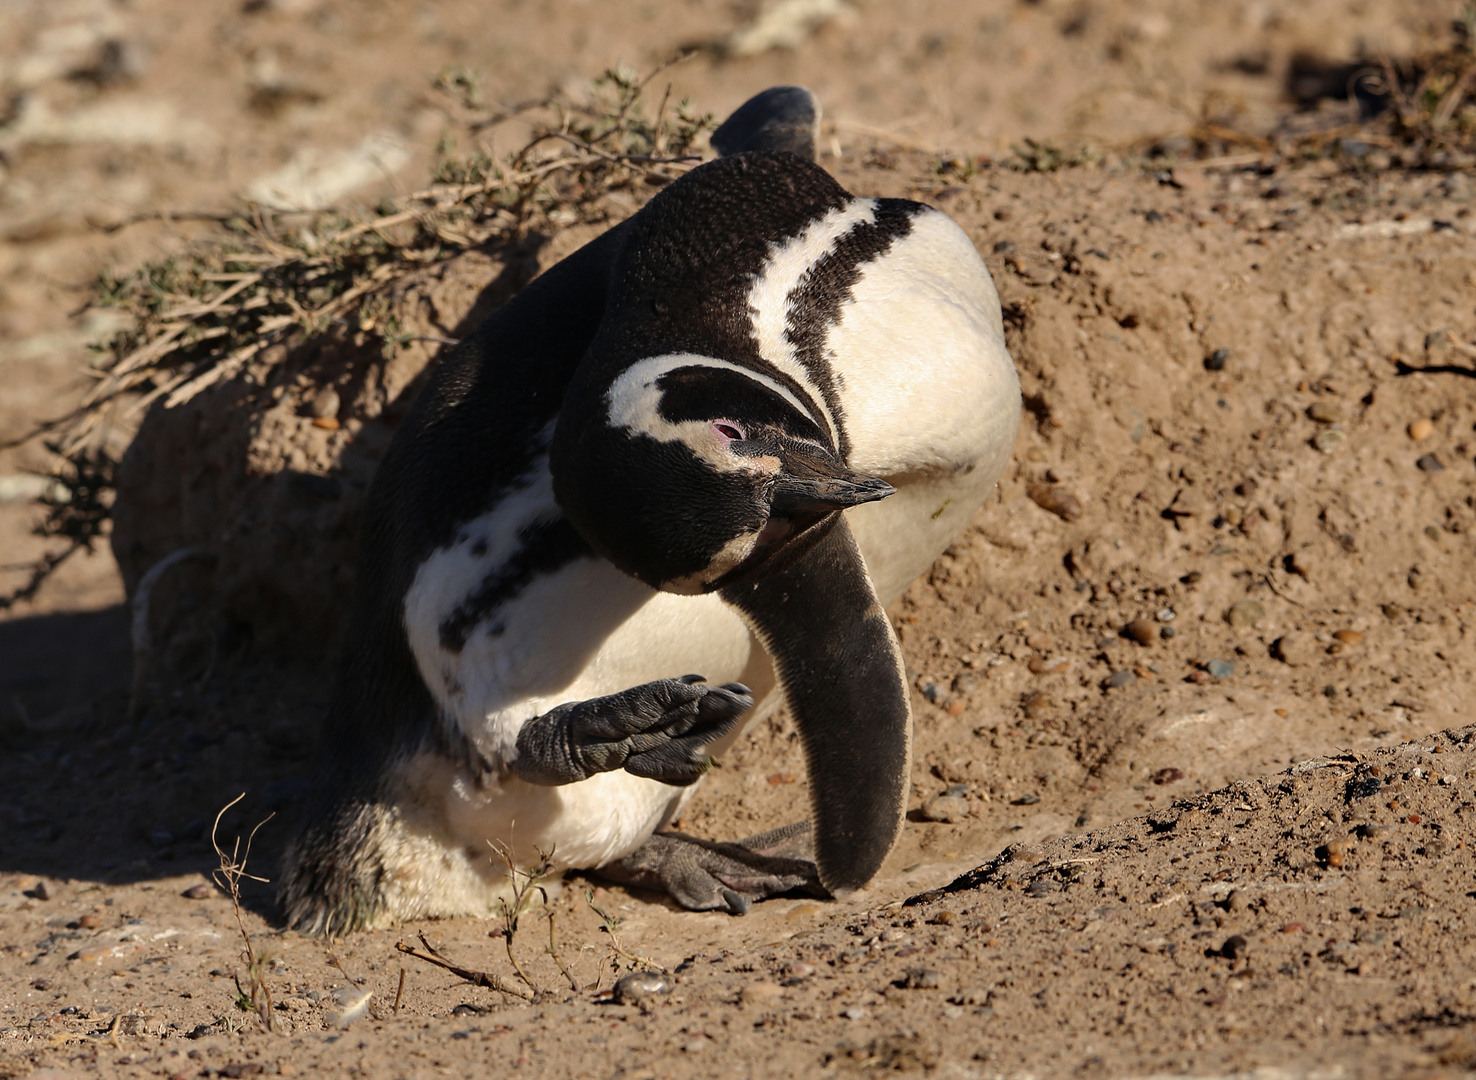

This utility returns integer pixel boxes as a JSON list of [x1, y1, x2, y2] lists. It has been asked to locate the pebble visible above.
[[1105, 669, 1136, 689], [1288, 550, 1313, 576], [740, 981, 785, 1005], [900, 968, 943, 989], [1204, 348, 1231, 372], [1124, 618, 1158, 646], [920, 682, 945, 705], [921, 792, 972, 823], [1408, 417, 1434, 441], [1306, 401, 1344, 423], [1028, 657, 1068, 675], [1026, 483, 1083, 522], [30, 881, 51, 901], [1010, 847, 1044, 863], [310, 388, 340, 419], [1025, 878, 1057, 897], [77, 915, 100, 930], [1281, 922, 1305, 934], [1151, 767, 1184, 785], [613, 971, 671, 1005], [1274, 633, 1319, 667], [1333, 629, 1364, 645], [1415, 453, 1444, 473], [1225, 599, 1265, 629], [1313, 427, 1346, 453], [71, 943, 115, 964], [1022, 690, 1055, 719], [182, 883, 219, 900], [957, 988, 991, 1006], [1187, 669, 1213, 684], [842, 1007, 869, 1020], [1206, 659, 1236, 679], [1320, 838, 1354, 867], [1220, 935, 1249, 960], [783, 962, 816, 980], [786, 902, 823, 920], [1025, 631, 1054, 651]]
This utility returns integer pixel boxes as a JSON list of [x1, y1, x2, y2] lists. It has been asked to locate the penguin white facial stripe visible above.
[[746, 199, 879, 441], [605, 353, 806, 470]]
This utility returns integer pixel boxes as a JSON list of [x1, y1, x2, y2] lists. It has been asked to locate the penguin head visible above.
[[552, 354, 893, 595]]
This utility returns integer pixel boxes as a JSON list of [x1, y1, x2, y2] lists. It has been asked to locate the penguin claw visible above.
[[510, 676, 752, 786], [599, 824, 823, 915]]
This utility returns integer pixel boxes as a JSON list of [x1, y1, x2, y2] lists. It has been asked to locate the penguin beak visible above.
[[770, 447, 895, 516]]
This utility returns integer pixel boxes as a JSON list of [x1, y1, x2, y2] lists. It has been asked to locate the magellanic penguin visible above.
[[278, 86, 1021, 934]]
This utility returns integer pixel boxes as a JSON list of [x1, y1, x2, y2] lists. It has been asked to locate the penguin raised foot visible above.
[[277, 83, 1020, 936]]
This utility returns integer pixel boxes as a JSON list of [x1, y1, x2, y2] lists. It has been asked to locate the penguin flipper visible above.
[[510, 677, 754, 787], [711, 85, 821, 161], [720, 516, 911, 897], [600, 821, 822, 915]]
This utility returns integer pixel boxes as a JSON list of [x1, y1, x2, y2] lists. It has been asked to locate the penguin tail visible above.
[[711, 85, 821, 162]]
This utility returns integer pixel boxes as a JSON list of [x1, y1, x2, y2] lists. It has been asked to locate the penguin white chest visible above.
[[400, 460, 759, 864]]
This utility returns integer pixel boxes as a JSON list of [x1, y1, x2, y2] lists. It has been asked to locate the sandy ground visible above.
[[3, 1, 1476, 1078]]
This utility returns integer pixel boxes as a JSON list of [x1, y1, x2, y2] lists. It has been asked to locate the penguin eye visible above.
[[712, 421, 746, 442]]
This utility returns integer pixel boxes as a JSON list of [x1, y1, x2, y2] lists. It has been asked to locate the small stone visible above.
[[71, 943, 116, 964], [783, 962, 816, 980], [1205, 659, 1236, 680], [1274, 633, 1319, 667], [1313, 427, 1346, 453], [30, 881, 51, 901], [1187, 669, 1213, 684], [1408, 417, 1434, 441], [1225, 599, 1265, 629], [1157, 607, 1176, 622], [183, 883, 219, 900], [1010, 847, 1044, 862], [1028, 657, 1068, 675], [1224, 889, 1244, 913], [1025, 878, 1057, 897], [957, 988, 991, 1006], [1355, 824, 1388, 840], [842, 1007, 869, 1020], [920, 682, 944, 705], [1415, 453, 1444, 473], [786, 902, 823, 920], [312, 416, 341, 431], [1124, 619, 1158, 646], [31, 978, 50, 990], [1026, 483, 1083, 522], [921, 793, 971, 823], [310, 388, 340, 419], [1333, 629, 1364, 645], [1025, 631, 1054, 651], [929, 911, 958, 926], [900, 968, 942, 989], [613, 971, 671, 1005], [1022, 690, 1054, 720], [1204, 348, 1231, 372], [1319, 838, 1354, 867], [1220, 934, 1249, 960], [740, 981, 784, 1005], [1306, 401, 1344, 423], [1281, 922, 1305, 934], [1151, 767, 1184, 785], [1105, 669, 1136, 689], [77, 915, 100, 930], [1288, 550, 1313, 576], [945, 701, 966, 716]]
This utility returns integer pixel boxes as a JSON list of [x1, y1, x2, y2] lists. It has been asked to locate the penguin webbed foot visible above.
[[510, 675, 752, 787], [601, 820, 822, 915]]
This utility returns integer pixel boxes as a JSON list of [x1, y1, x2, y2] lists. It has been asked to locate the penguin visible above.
[[278, 86, 1021, 934]]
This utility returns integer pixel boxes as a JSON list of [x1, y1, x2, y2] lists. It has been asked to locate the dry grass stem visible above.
[[394, 933, 535, 1002], [210, 793, 277, 1032]]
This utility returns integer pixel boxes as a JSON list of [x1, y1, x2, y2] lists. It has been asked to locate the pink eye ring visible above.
[[712, 421, 746, 442]]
